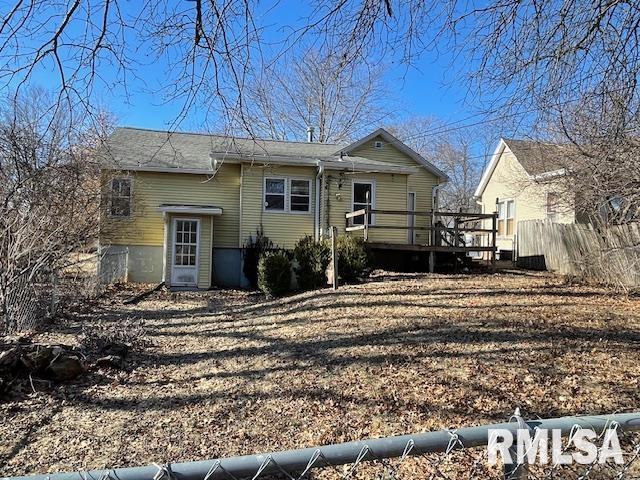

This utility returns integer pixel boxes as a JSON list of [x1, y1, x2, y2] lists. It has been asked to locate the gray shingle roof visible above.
[[503, 138, 573, 175], [101, 127, 345, 170]]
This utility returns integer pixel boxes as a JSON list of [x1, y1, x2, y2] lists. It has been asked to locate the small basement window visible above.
[[110, 178, 132, 217], [290, 179, 311, 212], [264, 177, 286, 211]]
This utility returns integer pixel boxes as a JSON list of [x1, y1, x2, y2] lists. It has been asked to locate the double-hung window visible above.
[[264, 177, 312, 213], [497, 199, 515, 236], [110, 178, 132, 217], [264, 178, 286, 211], [352, 181, 374, 225], [290, 179, 311, 212]]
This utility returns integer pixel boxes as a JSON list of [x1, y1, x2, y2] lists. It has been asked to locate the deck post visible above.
[[491, 212, 498, 268], [364, 191, 370, 242], [331, 226, 338, 290], [430, 209, 436, 246], [428, 251, 435, 273]]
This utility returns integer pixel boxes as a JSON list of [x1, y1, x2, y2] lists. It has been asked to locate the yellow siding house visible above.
[[474, 139, 576, 257], [99, 127, 448, 289]]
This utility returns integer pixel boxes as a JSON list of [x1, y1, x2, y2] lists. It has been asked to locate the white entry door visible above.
[[171, 218, 200, 286], [408, 192, 416, 244]]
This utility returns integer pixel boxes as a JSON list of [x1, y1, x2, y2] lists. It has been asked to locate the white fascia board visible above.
[[474, 139, 507, 199], [157, 206, 223, 215], [103, 165, 219, 175], [213, 152, 321, 167]]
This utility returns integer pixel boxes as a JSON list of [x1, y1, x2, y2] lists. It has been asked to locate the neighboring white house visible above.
[[474, 138, 576, 257]]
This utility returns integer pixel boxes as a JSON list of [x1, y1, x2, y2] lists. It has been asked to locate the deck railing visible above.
[[344, 193, 498, 261]]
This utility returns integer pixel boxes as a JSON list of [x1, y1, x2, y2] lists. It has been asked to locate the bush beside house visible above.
[[337, 235, 370, 281], [258, 251, 292, 298], [255, 233, 370, 297], [243, 228, 274, 288], [293, 236, 331, 290]]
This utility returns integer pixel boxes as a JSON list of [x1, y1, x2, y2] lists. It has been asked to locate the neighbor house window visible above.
[[547, 192, 559, 221], [497, 199, 515, 236], [110, 178, 132, 217], [290, 179, 311, 212], [264, 177, 286, 211], [353, 181, 374, 225]]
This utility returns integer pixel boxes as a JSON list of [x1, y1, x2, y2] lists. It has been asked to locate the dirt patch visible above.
[[1, 271, 639, 476]]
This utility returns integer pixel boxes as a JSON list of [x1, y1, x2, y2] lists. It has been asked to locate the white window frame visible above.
[[497, 198, 515, 237], [289, 178, 312, 214], [263, 176, 287, 213], [109, 176, 133, 218], [263, 176, 313, 215], [351, 179, 376, 225]]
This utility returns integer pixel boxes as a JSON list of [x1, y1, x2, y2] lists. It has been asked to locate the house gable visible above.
[[340, 128, 448, 181], [476, 141, 533, 202]]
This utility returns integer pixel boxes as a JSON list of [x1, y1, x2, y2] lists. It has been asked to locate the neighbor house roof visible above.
[[474, 138, 572, 198], [100, 127, 444, 177], [502, 139, 572, 176]]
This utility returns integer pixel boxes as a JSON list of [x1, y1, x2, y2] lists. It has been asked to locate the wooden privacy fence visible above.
[[517, 220, 640, 288]]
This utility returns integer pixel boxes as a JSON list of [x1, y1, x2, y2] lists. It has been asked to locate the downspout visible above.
[[315, 162, 324, 240], [432, 184, 441, 213]]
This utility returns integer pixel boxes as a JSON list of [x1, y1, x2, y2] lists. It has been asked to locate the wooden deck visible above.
[[345, 202, 498, 270]]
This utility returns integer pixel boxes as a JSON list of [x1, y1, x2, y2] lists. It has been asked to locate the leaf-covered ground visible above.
[[1, 271, 639, 477]]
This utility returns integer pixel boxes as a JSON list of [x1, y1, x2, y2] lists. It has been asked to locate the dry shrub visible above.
[[78, 319, 146, 357]]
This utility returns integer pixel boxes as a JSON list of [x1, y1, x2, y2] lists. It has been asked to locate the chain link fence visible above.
[[1, 269, 60, 334], [4, 412, 639, 480], [1, 251, 102, 334]]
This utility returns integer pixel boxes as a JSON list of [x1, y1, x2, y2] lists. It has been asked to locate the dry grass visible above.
[[1, 271, 640, 477]]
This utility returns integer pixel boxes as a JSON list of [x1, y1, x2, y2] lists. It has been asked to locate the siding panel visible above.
[[101, 165, 241, 248], [240, 164, 316, 249]]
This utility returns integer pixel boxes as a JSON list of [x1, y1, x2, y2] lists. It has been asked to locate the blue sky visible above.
[[16, 0, 478, 134]]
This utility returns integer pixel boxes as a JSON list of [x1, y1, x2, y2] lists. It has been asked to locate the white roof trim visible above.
[[211, 152, 320, 166], [105, 165, 218, 175], [473, 139, 508, 199], [338, 128, 449, 181], [213, 151, 417, 174], [157, 205, 223, 215]]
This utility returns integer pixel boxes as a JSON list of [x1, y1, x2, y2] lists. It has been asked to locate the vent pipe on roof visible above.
[[306, 126, 315, 143]]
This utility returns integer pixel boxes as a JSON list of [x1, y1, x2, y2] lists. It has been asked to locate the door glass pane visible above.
[[353, 183, 371, 203], [174, 220, 198, 266]]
